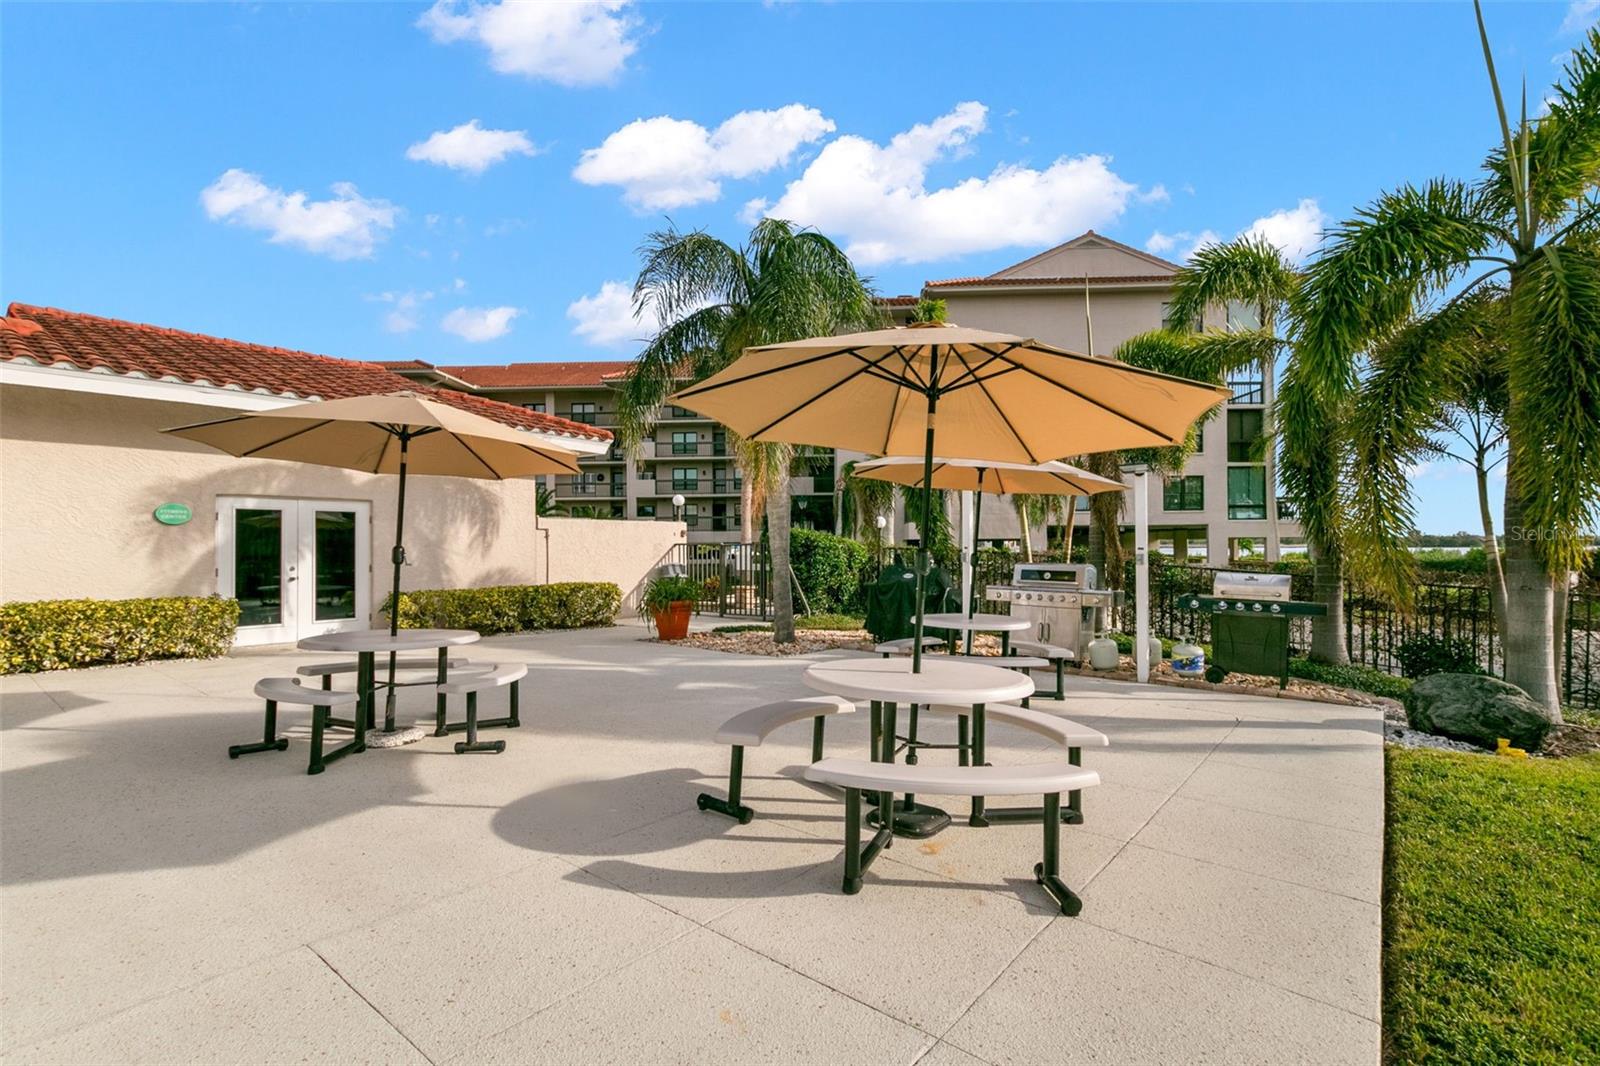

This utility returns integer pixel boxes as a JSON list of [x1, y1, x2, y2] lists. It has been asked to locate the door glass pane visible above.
[[314, 510, 358, 621], [235, 509, 283, 626]]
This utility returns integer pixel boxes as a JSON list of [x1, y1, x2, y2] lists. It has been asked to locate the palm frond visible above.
[[632, 225, 749, 327], [614, 304, 734, 448], [1166, 235, 1300, 333], [1506, 240, 1600, 570], [1294, 178, 1505, 402]]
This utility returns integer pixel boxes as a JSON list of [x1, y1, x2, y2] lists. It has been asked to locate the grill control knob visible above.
[[1216, 600, 1228, 611], [1270, 604, 1281, 614], [1252, 603, 1262, 613], [1236, 603, 1247, 612]]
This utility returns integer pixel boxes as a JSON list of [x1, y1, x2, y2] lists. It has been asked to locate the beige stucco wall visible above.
[[0, 385, 684, 621]]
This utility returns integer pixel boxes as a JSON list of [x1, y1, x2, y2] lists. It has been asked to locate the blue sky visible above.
[[3, 1, 1594, 533]]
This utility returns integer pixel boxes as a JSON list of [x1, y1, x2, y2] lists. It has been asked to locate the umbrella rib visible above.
[[969, 367, 1043, 464], [744, 347, 906, 440], [672, 347, 868, 399], [512, 441, 581, 474], [452, 434, 505, 479], [983, 348, 1182, 442], [373, 428, 394, 474], [239, 419, 337, 458]]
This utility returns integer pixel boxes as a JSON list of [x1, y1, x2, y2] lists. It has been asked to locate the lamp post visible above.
[[672, 493, 685, 523], [1120, 462, 1151, 683]]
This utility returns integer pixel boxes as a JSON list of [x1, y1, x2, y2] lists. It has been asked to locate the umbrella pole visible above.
[[912, 351, 939, 674], [384, 432, 409, 733], [966, 472, 984, 654]]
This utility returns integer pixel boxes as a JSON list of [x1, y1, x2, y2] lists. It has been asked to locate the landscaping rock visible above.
[[1403, 673, 1559, 751]]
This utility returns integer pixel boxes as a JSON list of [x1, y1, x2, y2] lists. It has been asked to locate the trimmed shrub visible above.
[[790, 528, 874, 614], [795, 613, 865, 631], [387, 582, 620, 636], [1288, 658, 1413, 700], [1396, 634, 1486, 679], [1, 596, 240, 674]]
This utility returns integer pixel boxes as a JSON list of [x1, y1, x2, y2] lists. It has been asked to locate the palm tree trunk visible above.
[[1475, 445, 1509, 641], [1552, 571, 1569, 698], [1500, 431, 1562, 711], [1310, 538, 1349, 664], [740, 476, 757, 543], [1062, 507, 1076, 561], [766, 488, 796, 643], [1014, 496, 1035, 562], [1261, 348, 1282, 562]]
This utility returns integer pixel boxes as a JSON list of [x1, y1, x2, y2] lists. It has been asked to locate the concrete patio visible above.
[[0, 622, 1382, 1065]]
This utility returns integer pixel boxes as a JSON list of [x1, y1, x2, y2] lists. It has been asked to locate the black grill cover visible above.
[[866, 555, 957, 642]]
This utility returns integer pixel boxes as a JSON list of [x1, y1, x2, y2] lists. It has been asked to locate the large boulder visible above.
[[1403, 673, 1559, 750]]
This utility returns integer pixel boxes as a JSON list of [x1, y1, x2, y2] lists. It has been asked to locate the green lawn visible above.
[[1384, 748, 1600, 1063]]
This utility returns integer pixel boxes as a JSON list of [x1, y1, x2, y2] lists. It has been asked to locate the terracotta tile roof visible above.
[[0, 303, 610, 442], [877, 295, 919, 307], [925, 274, 1175, 288], [371, 359, 436, 371], [437, 360, 636, 389]]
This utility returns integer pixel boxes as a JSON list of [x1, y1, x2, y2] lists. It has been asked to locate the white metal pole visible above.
[[1134, 470, 1150, 683], [959, 489, 975, 620]]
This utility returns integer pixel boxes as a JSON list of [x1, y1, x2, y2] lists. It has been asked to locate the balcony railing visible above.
[[1228, 381, 1264, 405], [660, 441, 728, 457], [652, 479, 742, 496], [554, 481, 626, 499], [559, 411, 618, 428], [662, 406, 714, 421]]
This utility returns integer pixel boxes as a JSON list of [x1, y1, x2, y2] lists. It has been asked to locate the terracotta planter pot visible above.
[[652, 601, 692, 640]]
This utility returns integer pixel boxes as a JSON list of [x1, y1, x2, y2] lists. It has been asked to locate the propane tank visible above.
[[1170, 637, 1206, 679], [1087, 634, 1121, 671], [1147, 636, 1165, 668]]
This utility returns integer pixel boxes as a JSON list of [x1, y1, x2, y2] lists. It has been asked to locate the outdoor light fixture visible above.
[[672, 493, 685, 521], [1119, 462, 1152, 683], [875, 514, 888, 530]]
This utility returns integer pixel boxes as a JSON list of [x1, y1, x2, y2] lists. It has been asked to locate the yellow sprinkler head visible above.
[[1495, 738, 1528, 759]]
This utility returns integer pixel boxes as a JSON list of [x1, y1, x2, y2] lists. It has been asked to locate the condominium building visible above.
[[379, 361, 836, 542], [917, 231, 1301, 562], [388, 230, 1299, 560]]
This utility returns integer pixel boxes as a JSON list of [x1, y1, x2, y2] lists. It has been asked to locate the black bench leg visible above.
[[320, 675, 332, 691], [970, 704, 990, 827], [230, 699, 291, 759], [1066, 747, 1084, 824], [308, 705, 327, 774], [842, 787, 894, 895], [905, 705, 920, 765], [454, 691, 506, 754], [811, 715, 825, 763], [509, 681, 521, 728], [958, 714, 969, 767], [697, 745, 754, 823], [1034, 793, 1083, 916]]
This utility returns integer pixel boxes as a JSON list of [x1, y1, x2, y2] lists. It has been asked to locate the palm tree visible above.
[[1166, 236, 1352, 663], [1294, 8, 1600, 710], [615, 218, 880, 644], [1011, 493, 1070, 562], [839, 458, 896, 547]]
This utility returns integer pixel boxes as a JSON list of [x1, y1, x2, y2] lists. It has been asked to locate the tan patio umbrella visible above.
[[670, 322, 1228, 669], [851, 456, 1125, 645], [165, 391, 583, 730]]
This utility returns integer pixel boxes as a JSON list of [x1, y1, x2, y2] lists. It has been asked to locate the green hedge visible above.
[[1, 596, 240, 674], [386, 582, 620, 636], [790, 528, 874, 614], [1288, 658, 1414, 700]]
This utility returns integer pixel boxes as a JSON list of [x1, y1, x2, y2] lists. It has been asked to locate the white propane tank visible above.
[[1147, 636, 1165, 668], [1087, 635, 1121, 671], [1171, 637, 1206, 678]]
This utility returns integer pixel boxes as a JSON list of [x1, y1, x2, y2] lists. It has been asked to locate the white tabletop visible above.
[[921, 612, 1032, 633], [297, 628, 480, 653], [804, 657, 1034, 705]]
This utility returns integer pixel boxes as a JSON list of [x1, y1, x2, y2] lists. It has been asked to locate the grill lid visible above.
[[1011, 563, 1098, 589], [1212, 571, 1292, 601]]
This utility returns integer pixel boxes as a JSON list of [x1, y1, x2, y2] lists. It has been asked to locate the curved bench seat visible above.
[[436, 662, 527, 754], [697, 696, 856, 824], [803, 758, 1099, 915]]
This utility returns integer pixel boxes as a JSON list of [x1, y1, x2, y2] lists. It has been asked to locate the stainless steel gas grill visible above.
[[1181, 571, 1326, 688], [985, 563, 1118, 661]]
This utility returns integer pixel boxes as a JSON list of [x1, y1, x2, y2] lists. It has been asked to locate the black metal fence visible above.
[[660, 541, 771, 618]]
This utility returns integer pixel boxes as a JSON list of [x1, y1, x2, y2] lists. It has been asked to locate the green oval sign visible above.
[[153, 503, 193, 526]]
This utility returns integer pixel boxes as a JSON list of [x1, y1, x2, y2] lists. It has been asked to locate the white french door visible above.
[[217, 497, 372, 646]]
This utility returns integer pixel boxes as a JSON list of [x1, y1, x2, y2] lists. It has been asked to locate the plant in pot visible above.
[[640, 575, 703, 640]]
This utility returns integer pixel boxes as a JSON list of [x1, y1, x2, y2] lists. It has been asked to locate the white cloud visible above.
[[1139, 184, 1171, 205], [1561, 1, 1598, 34], [482, 217, 526, 237], [566, 280, 650, 347], [573, 104, 835, 210], [200, 169, 397, 260], [755, 102, 1148, 266], [368, 290, 434, 334], [1241, 198, 1327, 263], [406, 119, 539, 174], [1146, 199, 1325, 264], [418, 0, 639, 87], [441, 305, 521, 342]]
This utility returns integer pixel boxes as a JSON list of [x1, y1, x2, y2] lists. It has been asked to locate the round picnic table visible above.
[[803, 657, 1034, 837], [298, 628, 479, 744], [921, 611, 1032, 655]]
